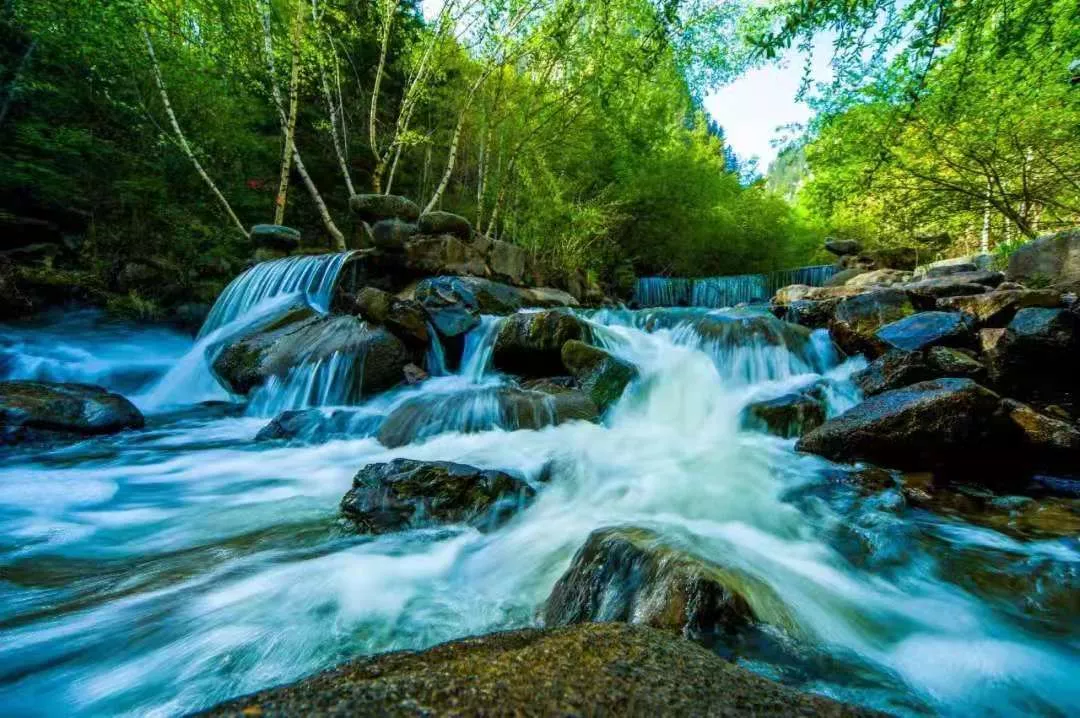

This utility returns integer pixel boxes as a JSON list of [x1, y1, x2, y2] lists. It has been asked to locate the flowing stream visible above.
[[0, 293, 1077, 716]]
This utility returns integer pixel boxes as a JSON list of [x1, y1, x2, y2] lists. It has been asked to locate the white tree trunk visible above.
[[142, 26, 247, 238]]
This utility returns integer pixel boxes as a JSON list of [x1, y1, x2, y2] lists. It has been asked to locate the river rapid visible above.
[[0, 299, 1077, 716]]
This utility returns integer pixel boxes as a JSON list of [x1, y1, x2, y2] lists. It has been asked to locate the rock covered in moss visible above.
[[348, 194, 421, 224], [200, 622, 881, 718], [340, 458, 534, 533], [493, 310, 588, 377], [0, 381, 144, 444], [560, 340, 637, 412], [417, 210, 472, 240], [828, 289, 915, 358], [249, 224, 300, 252]]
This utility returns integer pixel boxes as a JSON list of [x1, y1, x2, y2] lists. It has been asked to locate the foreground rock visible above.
[[493, 310, 589, 377], [560, 340, 637, 412], [544, 527, 791, 646], [0, 381, 144, 444], [340, 459, 534, 533], [796, 378, 1003, 471], [201, 622, 880, 718]]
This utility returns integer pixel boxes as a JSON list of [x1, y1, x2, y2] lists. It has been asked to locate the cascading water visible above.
[[198, 252, 354, 338], [635, 265, 838, 309], [0, 305, 1077, 717]]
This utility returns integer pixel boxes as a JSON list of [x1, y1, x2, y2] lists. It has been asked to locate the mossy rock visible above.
[[417, 211, 472, 240], [560, 340, 637, 411], [493, 310, 589, 378], [348, 194, 421, 224]]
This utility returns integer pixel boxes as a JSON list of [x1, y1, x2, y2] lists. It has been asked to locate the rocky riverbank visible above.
[[201, 623, 880, 718]]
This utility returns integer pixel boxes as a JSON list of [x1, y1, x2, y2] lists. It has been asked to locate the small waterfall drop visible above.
[[459, 316, 505, 383], [425, 324, 448, 377], [690, 274, 770, 307], [198, 252, 354, 339], [247, 350, 362, 417]]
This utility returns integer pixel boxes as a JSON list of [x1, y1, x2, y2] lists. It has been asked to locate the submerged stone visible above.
[[544, 527, 793, 646], [340, 458, 534, 534]]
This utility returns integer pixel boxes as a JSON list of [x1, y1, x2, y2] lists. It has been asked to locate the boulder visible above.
[[402, 235, 488, 276], [902, 273, 1002, 309], [544, 527, 790, 645], [773, 284, 863, 304], [355, 287, 429, 346], [1002, 399, 1080, 460], [417, 211, 472, 240], [874, 311, 975, 352], [828, 289, 915, 358], [488, 239, 527, 285], [200, 623, 881, 718], [936, 289, 1061, 327], [861, 246, 919, 271], [924, 262, 978, 278], [493, 310, 588, 377], [853, 347, 985, 396], [526, 286, 580, 308], [560, 340, 637, 412], [0, 381, 144, 444], [348, 194, 421, 224], [825, 238, 861, 256], [212, 315, 412, 397], [1006, 228, 1080, 289], [796, 378, 1004, 470], [413, 275, 559, 340], [371, 219, 419, 252], [845, 269, 911, 288], [772, 298, 840, 329], [743, 390, 827, 438], [340, 458, 534, 534], [983, 307, 1080, 402], [249, 224, 300, 252]]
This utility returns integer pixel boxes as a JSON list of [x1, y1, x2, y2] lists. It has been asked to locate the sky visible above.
[[702, 34, 834, 171]]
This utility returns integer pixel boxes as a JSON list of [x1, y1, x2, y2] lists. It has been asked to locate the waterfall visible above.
[[247, 350, 362, 417], [459, 316, 505, 383], [425, 324, 448, 377], [634, 265, 837, 308], [198, 252, 355, 339]]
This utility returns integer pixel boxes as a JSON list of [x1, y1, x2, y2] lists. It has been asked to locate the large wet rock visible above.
[[376, 384, 599, 448], [983, 307, 1080, 403], [828, 289, 916, 358], [348, 194, 421, 224], [0, 381, 144, 444], [402, 235, 488, 276], [493, 310, 589, 377], [249, 224, 300, 252], [212, 315, 412, 397], [1002, 399, 1080, 462], [874, 311, 975, 352], [417, 211, 472, 240], [560, 340, 637, 412], [1007, 228, 1080, 290], [743, 389, 827, 438], [544, 527, 791, 646], [371, 219, 419, 252], [201, 622, 880, 718], [853, 347, 984, 396], [487, 239, 527, 285], [796, 378, 1004, 470], [354, 287, 429, 346], [902, 271, 1002, 310], [413, 276, 577, 341], [936, 289, 1061, 327], [340, 459, 534, 534]]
